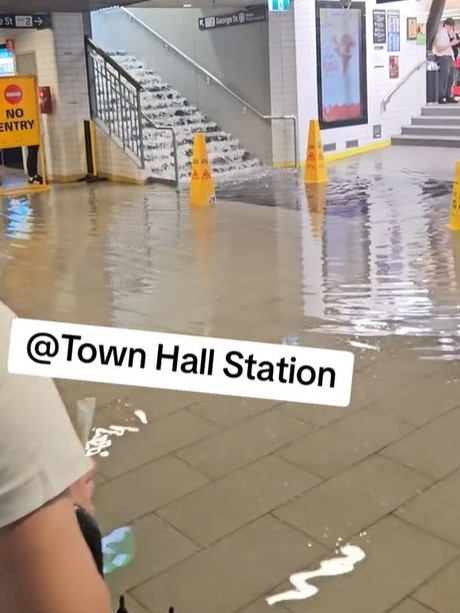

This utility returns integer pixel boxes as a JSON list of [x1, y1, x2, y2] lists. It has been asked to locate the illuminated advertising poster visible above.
[[316, 1, 368, 129], [0, 47, 15, 77]]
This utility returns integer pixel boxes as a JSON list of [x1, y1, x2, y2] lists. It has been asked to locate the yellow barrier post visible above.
[[304, 120, 328, 185], [448, 161, 460, 231], [189, 133, 216, 207], [0, 75, 49, 195]]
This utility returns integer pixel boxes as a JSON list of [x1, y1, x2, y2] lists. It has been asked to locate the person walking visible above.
[[434, 18, 460, 103]]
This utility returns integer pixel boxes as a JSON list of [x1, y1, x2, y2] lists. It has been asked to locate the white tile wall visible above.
[[268, 9, 298, 165], [269, 0, 427, 163], [94, 124, 146, 183]]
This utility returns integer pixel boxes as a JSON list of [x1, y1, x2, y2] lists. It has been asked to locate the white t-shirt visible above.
[[434, 28, 454, 57], [0, 301, 92, 529]]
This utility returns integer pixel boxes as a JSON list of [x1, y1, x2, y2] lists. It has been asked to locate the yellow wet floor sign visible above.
[[304, 120, 328, 185], [189, 133, 216, 207]]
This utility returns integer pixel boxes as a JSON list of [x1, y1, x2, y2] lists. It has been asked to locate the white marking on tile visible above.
[[265, 545, 365, 606], [135, 409, 148, 424]]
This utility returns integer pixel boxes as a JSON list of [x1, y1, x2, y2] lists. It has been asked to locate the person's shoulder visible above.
[[0, 302, 92, 529]]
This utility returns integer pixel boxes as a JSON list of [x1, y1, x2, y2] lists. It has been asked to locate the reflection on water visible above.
[[300, 167, 460, 360], [4, 195, 33, 240], [0, 163, 459, 362]]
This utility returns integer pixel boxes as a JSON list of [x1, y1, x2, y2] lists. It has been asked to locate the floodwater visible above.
[[0, 148, 459, 361], [2, 146, 460, 613]]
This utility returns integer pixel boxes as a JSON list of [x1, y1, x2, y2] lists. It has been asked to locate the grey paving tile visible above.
[[281, 515, 458, 613], [370, 373, 460, 426], [274, 455, 431, 547], [414, 557, 460, 613], [111, 594, 151, 613], [177, 408, 312, 479], [94, 455, 209, 532], [278, 356, 436, 429], [96, 408, 220, 479], [387, 599, 438, 613], [105, 513, 198, 594], [132, 515, 326, 613], [396, 469, 460, 548], [380, 407, 460, 480], [279, 401, 353, 429], [236, 598, 292, 613], [157, 455, 320, 546], [278, 410, 412, 479], [189, 395, 280, 428]]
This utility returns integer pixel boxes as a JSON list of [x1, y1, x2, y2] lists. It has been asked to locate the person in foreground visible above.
[[0, 301, 112, 613]]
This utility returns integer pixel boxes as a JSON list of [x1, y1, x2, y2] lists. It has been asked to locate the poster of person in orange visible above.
[[317, 2, 367, 127]]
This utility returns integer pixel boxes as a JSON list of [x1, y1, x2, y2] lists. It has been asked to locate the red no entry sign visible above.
[[4, 84, 23, 104]]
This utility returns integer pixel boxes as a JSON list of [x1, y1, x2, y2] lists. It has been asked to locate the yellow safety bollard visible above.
[[304, 120, 328, 185], [189, 133, 216, 207], [448, 161, 460, 231]]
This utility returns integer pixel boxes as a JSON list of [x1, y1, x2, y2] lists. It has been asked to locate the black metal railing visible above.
[[85, 36, 145, 168]]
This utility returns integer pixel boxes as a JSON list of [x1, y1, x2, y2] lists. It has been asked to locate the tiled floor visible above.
[[2, 146, 460, 612]]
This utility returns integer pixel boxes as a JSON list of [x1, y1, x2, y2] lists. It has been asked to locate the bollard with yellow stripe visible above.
[[448, 161, 460, 231], [189, 133, 216, 207], [304, 120, 328, 185]]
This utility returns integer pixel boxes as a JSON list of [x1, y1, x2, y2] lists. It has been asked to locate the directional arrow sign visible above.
[[0, 13, 52, 30]]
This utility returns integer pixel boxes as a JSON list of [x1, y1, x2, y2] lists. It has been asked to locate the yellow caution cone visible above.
[[304, 120, 328, 185], [305, 183, 327, 238], [448, 161, 460, 231], [189, 133, 216, 207]]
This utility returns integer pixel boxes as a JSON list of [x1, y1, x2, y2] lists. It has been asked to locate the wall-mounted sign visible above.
[[387, 10, 400, 52], [198, 7, 267, 31], [0, 76, 41, 149], [0, 14, 52, 30], [268, 0, 290, 12], [316, 1, 368, 130], [373, 10, 387, 44]]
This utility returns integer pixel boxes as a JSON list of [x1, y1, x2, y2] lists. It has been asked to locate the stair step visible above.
[[421, 104, 460, 116], [391, 134, 460, 147], [402, 125, 460, 137], [412, 115, 460, 126], [98, 49, 261, 182]]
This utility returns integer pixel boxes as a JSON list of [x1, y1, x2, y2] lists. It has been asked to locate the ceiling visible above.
[[0, 0, 141, 12]]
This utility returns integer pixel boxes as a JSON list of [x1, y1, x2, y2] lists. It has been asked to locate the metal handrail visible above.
[[120, 7, 299, 167], [142, 112, 180, 190], [381, 60, 429, 113], [85, 36, 180, 189], [85, 37, 141, 90]]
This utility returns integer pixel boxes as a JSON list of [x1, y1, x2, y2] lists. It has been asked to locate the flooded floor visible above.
[[1, 145, 460, 613]]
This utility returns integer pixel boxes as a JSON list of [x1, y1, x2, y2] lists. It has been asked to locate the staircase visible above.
[[392, 104, 460, 148], [100, 50, 264, 183]]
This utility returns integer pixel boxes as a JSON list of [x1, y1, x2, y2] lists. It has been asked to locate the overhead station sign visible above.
[[0, 13, 52, 30], [0, 76, 41, 149], [198, 7, 267, 31]]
